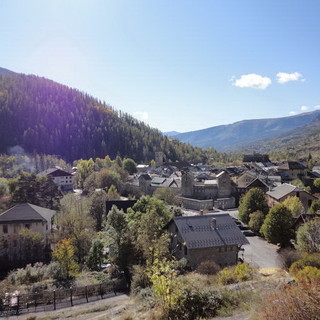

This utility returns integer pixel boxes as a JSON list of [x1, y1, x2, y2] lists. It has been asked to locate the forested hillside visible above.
[[0, 71, 223, 163], [172, 111, 320, 151], [240, 115, 320, 160]]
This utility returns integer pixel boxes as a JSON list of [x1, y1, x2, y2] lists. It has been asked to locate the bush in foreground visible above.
[[7, 262, 60, 286], [217, 263, 253, 285], [196, 260, 221, 275], [289, 253, 320, 275], [259, 277, 320, 320]]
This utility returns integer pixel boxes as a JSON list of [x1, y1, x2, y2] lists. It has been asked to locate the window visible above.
[[25, 224, 30, 229], [3, 240, 8, 248], [3, 225, 8, 233], [13, 239, 17, 247]]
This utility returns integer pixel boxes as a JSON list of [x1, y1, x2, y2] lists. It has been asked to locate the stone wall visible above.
[[180, 197, 214, 211]]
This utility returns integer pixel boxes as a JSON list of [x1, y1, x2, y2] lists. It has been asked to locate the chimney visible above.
[[211, 218, 217, 229]]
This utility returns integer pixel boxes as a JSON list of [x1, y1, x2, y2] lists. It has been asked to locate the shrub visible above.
[[7, 262, 60, 285], [289, 253, 320, 275], [168, 287, 224, 320], [217, 263, 253, 285], [131, 265, 151, 294], [235, 262, 253, 281], [172, 258, 189, 274], [295, 266, 320, 283], [196, 260, 221, 275], [259, 278, 320, 319], [218, 267, 237, 285], [296, 218, 320, 253], [278, 248, 301, 270]]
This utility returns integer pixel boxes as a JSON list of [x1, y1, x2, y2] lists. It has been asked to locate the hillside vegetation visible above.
[[240, 116, 320, 160], [0, 71, 223, 163], [173, 111, 320, 151]]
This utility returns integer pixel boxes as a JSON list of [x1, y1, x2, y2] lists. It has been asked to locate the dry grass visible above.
[[17, 296, 129, 320], [14, 268, 308, 320], [258, 268, 282, 276], [258, 279, 320, 320]]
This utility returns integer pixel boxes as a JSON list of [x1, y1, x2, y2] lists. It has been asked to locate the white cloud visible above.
[[233, 73, 272, 89], [289, 111, 297, 115], [300, 105, 309, 111], [276, 72, 304, 84], [134, 111, 149, 122], [314, 105, 320, 110]]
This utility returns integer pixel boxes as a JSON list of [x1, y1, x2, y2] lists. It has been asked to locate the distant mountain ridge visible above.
[[172, 111, 320, 151], [0, 67, 15, 75], [164, 131, 180, 137], [240, 114, 320, 159]]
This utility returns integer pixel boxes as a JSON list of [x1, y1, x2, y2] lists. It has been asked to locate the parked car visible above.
[[242, 230, 255, 237]]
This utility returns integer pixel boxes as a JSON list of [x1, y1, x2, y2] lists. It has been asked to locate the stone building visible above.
[[0, 203, 55, 270], [267, 183, 317, 212], [166, 213, 249, 269], [181, 170, 235, 209]]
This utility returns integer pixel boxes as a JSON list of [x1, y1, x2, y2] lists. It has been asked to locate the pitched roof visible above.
[[278, 161, 306, 170], [39, 168, 72, 177], [151, 177, 166, 185], [170, 214, 249, 249], [237, 172, 256, 188], [267, 183, 302, 200], [0, 203, 56, 224], [139, 174, 152, 180], [246, 178, 269, 189]]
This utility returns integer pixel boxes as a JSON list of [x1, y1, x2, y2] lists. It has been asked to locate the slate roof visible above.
[[0, 203, 56, 224], [267, 183, 302, 200], [163, 161, 191, 170], [151, 177, 166, 185], [170, 214, 249, 249], [204, 180, 218, 185], [237, 172, 256, 188], [39, 168, 72, 177], [139, 174, 152, 180], [246, 178, 269, 189], [278, 161, 306, 170]]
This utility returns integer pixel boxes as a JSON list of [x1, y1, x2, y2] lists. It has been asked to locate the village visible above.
[[0, 152, 319, 318]]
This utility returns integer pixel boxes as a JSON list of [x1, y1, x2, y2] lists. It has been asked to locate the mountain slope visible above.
[[163, 131, 180, 137], [173, 111, 320, 151], [0, 67, 15, 75], [0, 69, 219, 163], [240, 115, 320, 160]]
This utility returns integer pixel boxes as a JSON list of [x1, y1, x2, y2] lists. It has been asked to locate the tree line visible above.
[[0, 73, 228, 164]]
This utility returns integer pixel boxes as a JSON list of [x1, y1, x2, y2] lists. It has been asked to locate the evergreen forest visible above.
[[0, 71, 225, 164]]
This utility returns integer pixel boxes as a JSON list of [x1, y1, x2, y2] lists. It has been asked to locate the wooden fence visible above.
[[0, 279, 127, 316]]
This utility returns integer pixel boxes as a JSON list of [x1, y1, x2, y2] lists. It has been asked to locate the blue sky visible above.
[[1, 0, 320, 132]]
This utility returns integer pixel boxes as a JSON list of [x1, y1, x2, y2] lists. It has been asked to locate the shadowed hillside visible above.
[[0, 69, 221, 163]]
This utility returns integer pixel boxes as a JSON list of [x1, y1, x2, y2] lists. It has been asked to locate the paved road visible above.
[[227, 209, 282, 268], [242, 236, 282, 268]]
